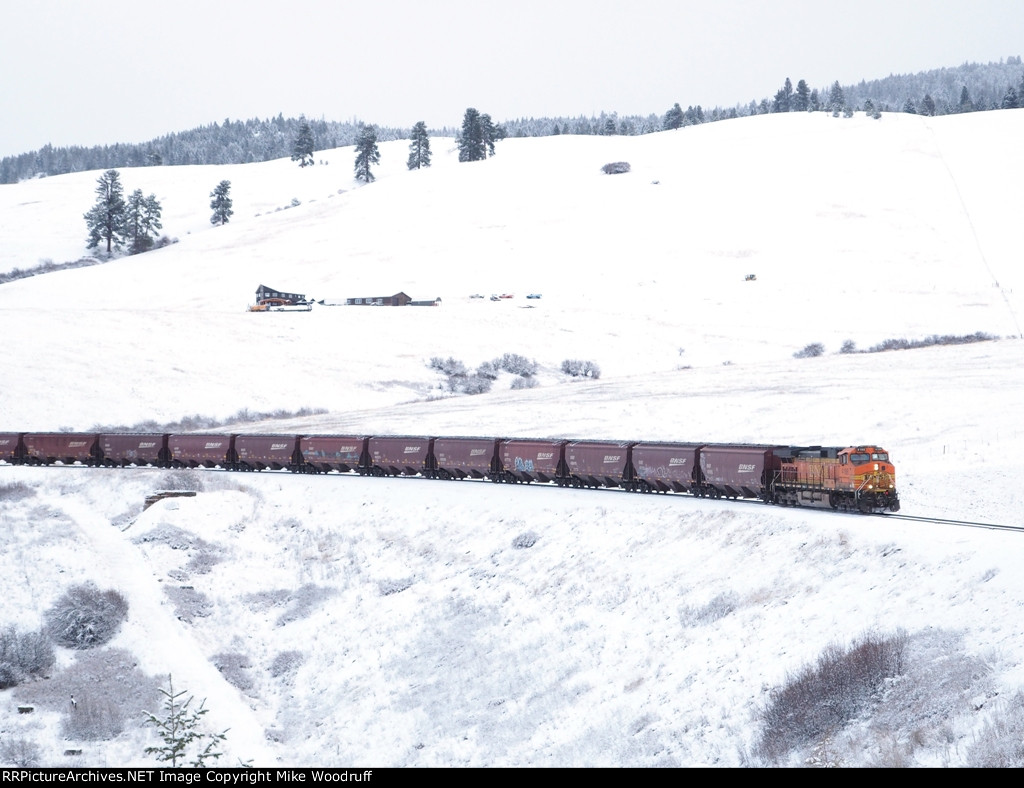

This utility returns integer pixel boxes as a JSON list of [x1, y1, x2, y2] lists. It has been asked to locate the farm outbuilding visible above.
[[346, 292, 412, 306], [255, 284, 309, 305]]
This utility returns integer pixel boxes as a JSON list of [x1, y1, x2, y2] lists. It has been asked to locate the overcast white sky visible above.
[[2, 0, 1022, 158]]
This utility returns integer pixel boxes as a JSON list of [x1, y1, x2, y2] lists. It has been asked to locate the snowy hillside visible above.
[[1, 111, 1024, 767]]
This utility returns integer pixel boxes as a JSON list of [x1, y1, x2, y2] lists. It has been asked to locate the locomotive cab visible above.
[[835, 446, 900, 513]]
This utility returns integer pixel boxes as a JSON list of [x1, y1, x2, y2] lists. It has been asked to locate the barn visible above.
[[346, 292, 413, 306]]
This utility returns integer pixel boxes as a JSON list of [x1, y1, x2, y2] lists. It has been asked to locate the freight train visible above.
[[0, 432, 900, 513]]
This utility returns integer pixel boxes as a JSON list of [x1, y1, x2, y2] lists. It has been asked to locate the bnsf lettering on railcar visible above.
[[669, 458, 688, 466], [537, 452, 554, 460], [0, 439, 11, 445], [271, 443, 289, 450], [603, 455, 621, 463], [470, 448, 487, 456], [68, 441, 88, 448], [738, 463, 756, 472], [204, 442, 223, 449], [403, 446, 422, 454], [338, 445, 357, 453], [138, 442, 156, 449]]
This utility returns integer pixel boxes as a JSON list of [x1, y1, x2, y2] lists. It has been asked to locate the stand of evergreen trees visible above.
[[3, 59, 1021, 184]]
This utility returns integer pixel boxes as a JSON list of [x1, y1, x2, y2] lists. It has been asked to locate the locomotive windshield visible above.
[[850, 451, 888, 464]]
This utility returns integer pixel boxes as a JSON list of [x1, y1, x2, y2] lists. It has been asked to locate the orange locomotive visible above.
[[772, 445, 899, 513]]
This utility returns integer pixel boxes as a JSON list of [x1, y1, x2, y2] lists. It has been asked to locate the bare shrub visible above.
[[429, 356, 493, 395], [186, 549, 222, 575], [156, 470, 204, 493], [476, 360, 499, 380], [163, 585, 212, 623], [561, 359, 602, 379], [457, 375, 494, 395], [378, 578, 413, 596], [511, 376, 539, 390], [966, 691, 1024, 767], [91, 406, 326, 434], [602, 161, 631, 174], [865, 332, 996, 354], [242, 588, 292, 613], [213, 652, 254, 692], [428, 356, 467, 377], [756, 629, 908, 763], [494, 352, 538, 377], [839, 339, 857, 354], [0, 481, 35, 501], [512, 531, 539, 549], [0, 662, 19, 688], [678, 592, 739, 627], [275, 584, 336, 627], [793, 342, 825, 359], [45, 584, 129, 650], [0, 737, 41, 767], [269, 650, 305, 679], [64, 687, 129, 740], [0, 627, 55, 686], [10, 647, 162, 742]]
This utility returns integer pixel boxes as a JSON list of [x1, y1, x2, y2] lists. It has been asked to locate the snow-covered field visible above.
[[1, 110, 1023, 767]]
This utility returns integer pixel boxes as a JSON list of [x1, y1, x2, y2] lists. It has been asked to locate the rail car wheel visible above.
[[829, 493, 839, 510]]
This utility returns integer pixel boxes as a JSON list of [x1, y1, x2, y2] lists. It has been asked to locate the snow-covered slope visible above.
[[1, 111, 1023, 767]]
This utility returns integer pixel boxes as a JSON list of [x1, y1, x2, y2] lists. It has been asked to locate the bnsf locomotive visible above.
[[0, 431, 900, 513]]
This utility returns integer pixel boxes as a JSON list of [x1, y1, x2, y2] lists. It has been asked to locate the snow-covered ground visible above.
[[1, 110, 1023, 767]]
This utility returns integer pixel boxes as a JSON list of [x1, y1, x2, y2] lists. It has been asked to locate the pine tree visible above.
[[480, 113, 500, 156], [291, 116, 315, 167], [84, 169, 127, 254], [959, 85, 973, 113], [828, 81, 846, 115], [662, 102, 684, 130], [209, 180, 233, 225], [143, 675, 228, 768], [794, 79, 811, 112], [406, 121, 431, 170], [921, 93, 936, 116], [353, 124, 380, 183], [458, 108, 486, 162], [773, 78, 793, 113], [124, 189, 163, 254]]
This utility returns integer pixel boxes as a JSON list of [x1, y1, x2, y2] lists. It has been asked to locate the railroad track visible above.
[[872, 511, 1024, 533], [6, 461, 1021, 534]]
